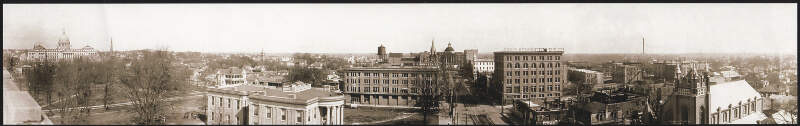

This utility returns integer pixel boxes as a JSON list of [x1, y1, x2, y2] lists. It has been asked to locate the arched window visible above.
[[515, 63, 520, 68], [532, 63, 537, 68], [548, 63, 553, 68], [524, 63, 528, 68], [507, 63, 512, 68], [540, 63, 545, 68]]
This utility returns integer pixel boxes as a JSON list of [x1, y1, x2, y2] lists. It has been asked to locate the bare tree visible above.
[[413, 71, 445, 124], [772, 99, 798, 124], [119, 50, 181, 124]]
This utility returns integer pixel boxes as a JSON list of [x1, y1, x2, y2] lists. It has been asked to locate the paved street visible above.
[[439, 103, 508, 125]]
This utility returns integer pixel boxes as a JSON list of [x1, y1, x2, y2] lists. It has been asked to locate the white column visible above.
[[338, 106, 342, 124], [327, 106, 331, 124]]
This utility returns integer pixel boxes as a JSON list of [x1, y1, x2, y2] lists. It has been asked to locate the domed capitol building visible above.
[[25, 30, 98, 62]]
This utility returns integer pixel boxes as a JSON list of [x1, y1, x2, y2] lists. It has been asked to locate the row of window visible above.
[[506, 70, 561, 76], [711, 101, 758, 124], [505, 55, 560, 61], [505, 77, 562, 84], [504, 85, 561, 93], [346, 72, 435, 78], [251, 104, 303, 124], [505, 62, 561, 69], [347, 87, 413, 94], [210, 96, 241, 109], [507, 93, 561, 99], [475, 62, 493, 65], [346, 79, 434, 85], [350, 95, 417, 104], [224, 75, 243, 78]]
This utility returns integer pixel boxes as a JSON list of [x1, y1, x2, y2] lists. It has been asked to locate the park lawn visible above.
[[377, 113, 439, 125], [49, 106, 135, 125], [343, 107, 411, 124]]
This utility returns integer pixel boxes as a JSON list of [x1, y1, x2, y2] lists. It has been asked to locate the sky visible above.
[[3, 4, 797, 54]]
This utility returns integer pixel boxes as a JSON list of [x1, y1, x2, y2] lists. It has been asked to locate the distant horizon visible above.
[[4, 4, 796, 54]]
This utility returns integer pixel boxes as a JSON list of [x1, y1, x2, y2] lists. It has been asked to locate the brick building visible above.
[[494, 48, 567, 104]]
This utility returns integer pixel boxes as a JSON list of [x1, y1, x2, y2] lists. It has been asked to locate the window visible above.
[[548, 85, 553, 91], [505, 87, 512, 93], [523, 63, 528, 68], [515, 63, 520, 68], [556, 85, 560, 90], [532, 86, 537, 92], [523, 71, 528, 76], [515, 79, 520, 84], [254, 105, 260, 116], [266, 107, 272, 118], [507, 72, 512, 76], [548, 63, 553, 68], [523, 56, 528, 61], [515, 71, 520, 76], [281, 109, 287, 121], [211, 96, 216, 107], [297, 110, 303, 123], [228, 99, 231, 108], [373, 87, 378, 92], [556, 56, 560, 60], [507, 63, 512, 68], [539, 56, 544, 60], [548, 56, 552, 60], [515, 56, 519, 60]]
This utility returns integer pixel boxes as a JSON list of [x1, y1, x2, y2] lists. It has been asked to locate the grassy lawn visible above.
[[47, 92, 205, 125], [343, 107, 416, 124], [49, 105, 135, 125], [164, 94, 206, 125], [377, 113, 439, 125]]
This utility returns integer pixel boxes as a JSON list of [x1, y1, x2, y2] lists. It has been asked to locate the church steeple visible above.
[[430, 38, 436, 53]]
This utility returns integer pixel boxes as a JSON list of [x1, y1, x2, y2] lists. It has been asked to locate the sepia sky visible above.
[[3, 4, 797, 54]]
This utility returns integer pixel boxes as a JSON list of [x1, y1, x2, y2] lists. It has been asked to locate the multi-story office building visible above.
[[568, 68, 605, 85], [494, 48, 566, 104], [217, 67, 247, 88], [342, 66, 439, 107], [25, 30, 97, 62], [206, 82, 345, 125], [612, 63, 643, 84]]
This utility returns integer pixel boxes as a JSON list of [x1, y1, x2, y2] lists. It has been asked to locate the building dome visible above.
[[58, 30, 70, 44], [444, 43, 455, 52]]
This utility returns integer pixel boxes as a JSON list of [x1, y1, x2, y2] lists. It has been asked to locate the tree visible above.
[[119, 50, 181, 124], [413, 71, 445, 124], [26, 61, 56, 104], [771, 98, 798, 124], [287, 66, 326, 86]]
